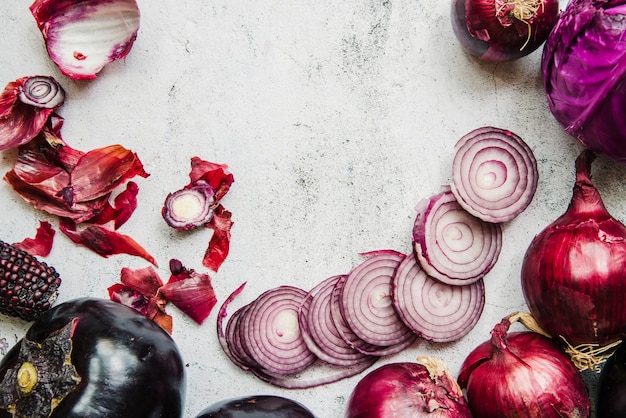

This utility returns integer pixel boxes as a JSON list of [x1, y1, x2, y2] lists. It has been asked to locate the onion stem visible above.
[[506, 311, 551, 338]]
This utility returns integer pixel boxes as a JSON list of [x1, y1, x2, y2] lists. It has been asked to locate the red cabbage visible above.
[[542, 0, 626, 164]]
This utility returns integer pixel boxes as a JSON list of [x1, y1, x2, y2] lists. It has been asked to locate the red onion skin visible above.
[[458, 320, 590, 417], [521, 150, 626, 346], [451, 0, 560, 62], [346, 361, 472, 418]]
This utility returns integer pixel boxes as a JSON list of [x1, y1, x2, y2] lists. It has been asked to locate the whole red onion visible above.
[[521, 150, 626, 348], [345, 358, 472, 417], [451, 0, 560, 62], [458, 314, 590, 417]]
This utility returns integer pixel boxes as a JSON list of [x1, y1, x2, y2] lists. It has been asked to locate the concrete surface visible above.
[[0, 0, 623, 416]]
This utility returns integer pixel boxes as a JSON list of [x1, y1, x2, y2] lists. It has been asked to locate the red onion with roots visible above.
[[451, 0, 560, 62], [521, 150, 626, 368]]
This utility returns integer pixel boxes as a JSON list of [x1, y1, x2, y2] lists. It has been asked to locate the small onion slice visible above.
[[339, 251, 418, 352], [392, 252, 485, 342], [162, 183, 216, 230], [240, 286, 316, 376], [413, 187, 502, 285], [299, 275, 378, 367], [18, 75, 65, 109], [451, 126, 538, 223]]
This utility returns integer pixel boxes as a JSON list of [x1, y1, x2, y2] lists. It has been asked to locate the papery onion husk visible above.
[[413, 186, 502, 285], [451, 0, 560, 62], [30, 0, 140, 80], [392, 251, 485, 342], [451, 126, 538, 223], [458, 314, 590, 418], [542, 0, 626, 165], [13, 220, 55, 257], [345, 357, 472, 417], [0, 76, 65, 151], [521, 149, 626, 349]]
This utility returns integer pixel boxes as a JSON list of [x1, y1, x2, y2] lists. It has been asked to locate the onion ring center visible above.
[[476, 160, 507, 190]]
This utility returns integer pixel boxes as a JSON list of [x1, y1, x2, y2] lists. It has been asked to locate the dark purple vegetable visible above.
[[345, 358, 472, 417], [521, 150, 626, 354], [458, 313, 590, 417], [413, 186, 502, 285], [0, 239, 61, 321], [542, 0, 626, 165], [194, 395, 316, 418], [0, 298, 185, 418], [451, 0, 559, 62], [597, 344, 626, 417], [392, 251, 485, 342], [451, 126, 538, 223]]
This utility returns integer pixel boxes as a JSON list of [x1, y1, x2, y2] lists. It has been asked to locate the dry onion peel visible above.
[[30, 0, 140, 80], [109, 259, 218, 332], [13, 220, 56, 257]]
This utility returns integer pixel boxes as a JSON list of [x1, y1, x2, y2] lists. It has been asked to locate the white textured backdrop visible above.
[[1, 1, 623, 416]]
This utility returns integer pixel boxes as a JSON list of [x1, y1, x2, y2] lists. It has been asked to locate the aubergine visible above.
[[0, 297, 185, 418], [194, 395, 316, 417], [598, 344, 626, 417]]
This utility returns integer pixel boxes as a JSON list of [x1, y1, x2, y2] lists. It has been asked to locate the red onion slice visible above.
[[392, 252, 485, 342], [451, 126, 538, 223], [299, 275, 378, 366], [339, 252, 418, 350], [30, 0, 141, 80], [413, 187, 502, 285], [241, 286, 317, 375], [217, 283, 376, 389]]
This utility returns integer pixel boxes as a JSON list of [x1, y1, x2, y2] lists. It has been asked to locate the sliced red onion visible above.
[[18, 75, 65, 109], [413, 187, 502, 285], [240, 286, 317, 375], [0, 76, 65, 151], [330, 275, 403, 356], [392, 252, 485, 342], [162, 183, 216, 230], [30, 0, 140, 80], [299, 275, 378, 366], [451, 126, 538, 223], [218, 283, 380, 389], [339, 251, 418, 352]]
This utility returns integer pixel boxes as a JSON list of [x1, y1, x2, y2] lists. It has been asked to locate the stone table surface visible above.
[[0, 1, 621, 417]]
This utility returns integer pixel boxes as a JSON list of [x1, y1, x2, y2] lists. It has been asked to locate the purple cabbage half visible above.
[[542, 0, 626, 164]]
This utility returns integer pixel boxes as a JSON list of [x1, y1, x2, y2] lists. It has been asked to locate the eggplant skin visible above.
[[0, 297, 186, 418], [194, 395, 316, 418], [598, 344, 626, 417]]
